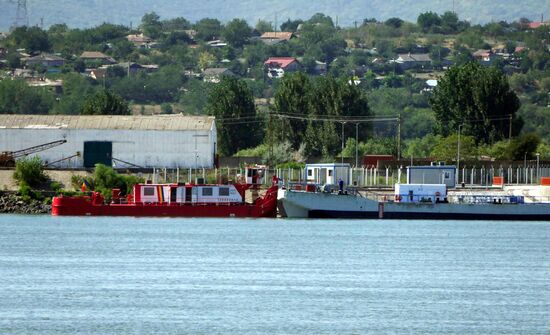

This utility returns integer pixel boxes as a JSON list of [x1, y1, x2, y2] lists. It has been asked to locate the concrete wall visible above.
[[0, 169, 90, 191], [0, 127, 217, 169]]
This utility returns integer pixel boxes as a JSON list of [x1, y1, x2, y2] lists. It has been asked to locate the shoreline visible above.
[[0, 192, 51, 215]]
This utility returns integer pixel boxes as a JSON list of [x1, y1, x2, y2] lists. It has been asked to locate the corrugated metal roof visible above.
[[0, 114, 215, 131]]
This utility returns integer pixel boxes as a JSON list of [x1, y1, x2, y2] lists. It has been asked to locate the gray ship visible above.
[[277, 184, 550, 220]]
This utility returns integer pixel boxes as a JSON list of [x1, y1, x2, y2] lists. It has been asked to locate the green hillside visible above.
[[0, 0, 546, 31]]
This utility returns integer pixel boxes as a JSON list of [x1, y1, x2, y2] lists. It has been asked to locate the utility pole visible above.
[[355, 123, 359, 168], [508, 114, 512, 142], [457, 124, 463, 185], [397, 113, 401, 160], [341, 122, 346, 166]]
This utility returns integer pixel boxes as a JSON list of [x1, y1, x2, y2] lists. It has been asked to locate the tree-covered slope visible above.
[[0, 0, 546, 31]]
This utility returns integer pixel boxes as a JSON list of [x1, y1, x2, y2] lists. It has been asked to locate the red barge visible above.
[[52, 175, 279, 218]]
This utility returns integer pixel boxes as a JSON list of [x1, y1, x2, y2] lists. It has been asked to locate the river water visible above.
[[0, 215, 549, 334]]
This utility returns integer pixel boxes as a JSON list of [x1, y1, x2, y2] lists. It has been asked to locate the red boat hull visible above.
[[52, 186, 278, 218]]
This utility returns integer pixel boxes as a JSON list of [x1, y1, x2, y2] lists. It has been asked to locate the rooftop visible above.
[[80, 51, 113, 59], [0, 114, 215, 131], [264, 57, 297, 68], [260, 32, 294, 41], [397, 53, 431, 62]]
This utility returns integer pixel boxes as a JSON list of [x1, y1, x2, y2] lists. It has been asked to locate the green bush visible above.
[[70, 175, 86, 191], [92, 164, 143, 201], [50, 181, 63, 193], [13, 157, 48, 188]]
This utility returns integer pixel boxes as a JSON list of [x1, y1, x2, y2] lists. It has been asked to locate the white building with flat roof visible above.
[[0, 114, 217, 169]]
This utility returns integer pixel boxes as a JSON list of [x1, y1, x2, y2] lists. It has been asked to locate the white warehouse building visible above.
[[0, 114, 217, 169]]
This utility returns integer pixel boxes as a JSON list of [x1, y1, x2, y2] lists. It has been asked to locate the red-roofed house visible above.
[[264, 57, 300, 78], [472, 49, 494, 62], [527, 21, 547, 29]]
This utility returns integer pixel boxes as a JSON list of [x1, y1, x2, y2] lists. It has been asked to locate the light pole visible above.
[[355, 123, 359, 168], [341, 121, 346, 166], [457, 124, 463, 185], [537, 152, 540, 181]]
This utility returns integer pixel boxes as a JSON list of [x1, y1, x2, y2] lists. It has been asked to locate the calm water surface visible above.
[[0, 215, 549, 334]]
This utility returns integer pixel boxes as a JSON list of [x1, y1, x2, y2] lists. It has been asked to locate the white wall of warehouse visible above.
[[0, 128, 217, 169]]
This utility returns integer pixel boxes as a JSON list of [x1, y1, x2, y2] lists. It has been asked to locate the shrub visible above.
[[70, 175, 86, 191], [92, 164, 143, 201], [50, 181, 63, 193], [13, 157, 48, 188]]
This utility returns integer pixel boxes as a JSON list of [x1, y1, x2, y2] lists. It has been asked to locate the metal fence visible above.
[[143, 164, 549, 188]]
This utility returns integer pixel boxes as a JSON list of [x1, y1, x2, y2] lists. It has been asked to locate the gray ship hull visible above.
[[278, 189, 550, 220]]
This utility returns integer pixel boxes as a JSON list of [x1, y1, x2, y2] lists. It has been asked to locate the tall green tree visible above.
[[194, 18, 222, 41], [7, 26, 51, 53], [430, 62, 521, 144], [272, 73, 312, 149], [140, 12, 162, 38], [53, 73, 98, 115], [206, 77, 261, 156], [81, 89, 130, 115], [222, 19, 251, 48], [305, 76, 371, 158], [0, 79, 53, 114]]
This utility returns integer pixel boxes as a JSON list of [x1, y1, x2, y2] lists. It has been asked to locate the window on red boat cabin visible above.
[[202, 188, 213, 196], [328, 170, 333, 176], [143, 187, 155, 196], [219, 187, 229, 196], [307, 169, 313, 177]]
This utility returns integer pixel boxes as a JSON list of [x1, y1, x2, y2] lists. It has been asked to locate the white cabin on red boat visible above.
[[130, 183, 245, 204]]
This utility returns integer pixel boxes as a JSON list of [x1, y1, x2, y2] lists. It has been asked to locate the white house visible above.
[[0, 114, 217, 169]]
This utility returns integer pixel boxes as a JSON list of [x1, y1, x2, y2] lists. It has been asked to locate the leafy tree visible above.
[[140, 12, 162, 38], [6, 52, 21, 68], [343, 138, 397, 157], [162, 31, 193, 49], [222, 19, 252, 48], [111, 66, 184, 103], [7, 26, 51, 53], [280, 19, 304, 32], [417, 12, 441, 32], [179, 79, 210, 114], [255, 20, 273, 34], [456, 29, 489, 49], [430, 62, 521, 143], [272, 73, 312, 149], [194, 18, 222, 41], [0, 79, 53, 114], [403, 134, 442, 159], [161, 17, 191, 31], [53, 73, 98, 115], [205, 77, 261, 156], [81, 89, 130, 115], [440, 11, 461, 33], [430, 134, 477, 162], [243, 43, 268, 67], [198, 51, 216, 70], [385, 17, 404, 28], [303, 76, 371, 158], [504, 133, 541, 160], [308, 13, 334, 27]]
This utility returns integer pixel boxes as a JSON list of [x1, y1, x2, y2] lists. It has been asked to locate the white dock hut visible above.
[[305, 163, 351, 186]]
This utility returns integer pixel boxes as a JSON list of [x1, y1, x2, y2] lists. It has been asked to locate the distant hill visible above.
[[0, 0, 547, 31]]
